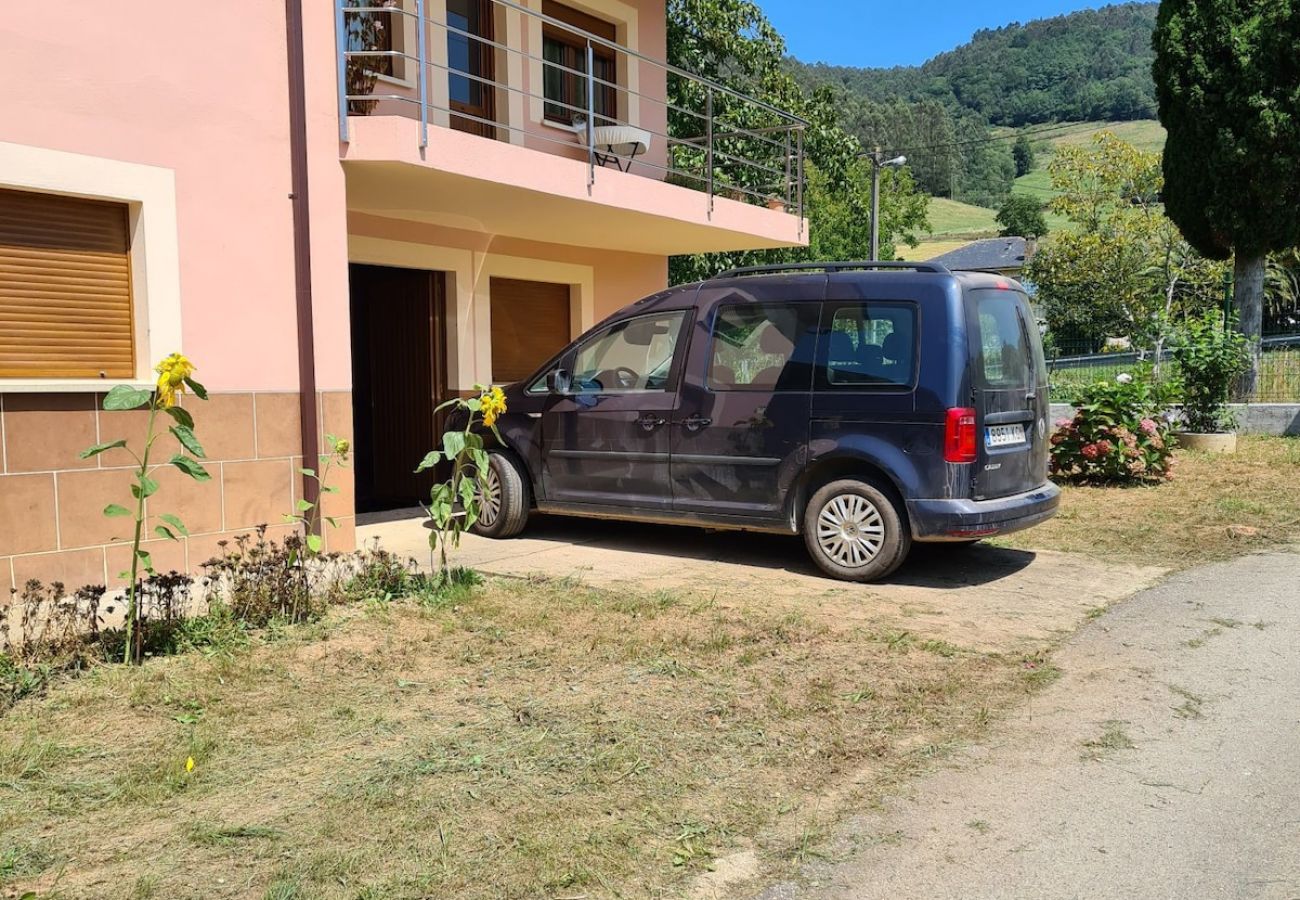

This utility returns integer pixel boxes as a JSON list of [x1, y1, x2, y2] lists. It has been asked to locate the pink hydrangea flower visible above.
[[1055, 418, 1072, 429], [1140, 418, 1158, 436], [1081, 443, 1100, 460]]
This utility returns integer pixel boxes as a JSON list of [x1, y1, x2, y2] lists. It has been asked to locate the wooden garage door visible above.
[[0, 188, 134, 378], [489, 277, 572, 383]]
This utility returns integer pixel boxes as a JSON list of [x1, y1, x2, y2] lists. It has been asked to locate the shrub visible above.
[[1171, 310, 1252, 432], [199, 528, 352, 627], [1049, 373, 1176, 483]]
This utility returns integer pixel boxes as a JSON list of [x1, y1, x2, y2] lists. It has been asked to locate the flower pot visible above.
[[1173, 431, 1237, 453]]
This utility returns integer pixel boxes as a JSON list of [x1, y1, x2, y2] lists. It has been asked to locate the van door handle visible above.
[[681, 414, 712, 432], [636, 414, 666, 431]]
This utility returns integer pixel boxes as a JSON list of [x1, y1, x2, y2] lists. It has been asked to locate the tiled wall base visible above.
[[0, 390, 355, 592]]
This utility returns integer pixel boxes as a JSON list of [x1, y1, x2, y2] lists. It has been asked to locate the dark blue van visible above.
[[470, 262, 1060, 582]]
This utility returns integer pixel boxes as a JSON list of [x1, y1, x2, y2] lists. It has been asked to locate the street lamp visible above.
[[863, 146, 908, 261]]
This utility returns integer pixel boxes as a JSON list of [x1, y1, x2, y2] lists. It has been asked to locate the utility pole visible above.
[[864, 146, 908, 261], [870, 146, 882, 263]]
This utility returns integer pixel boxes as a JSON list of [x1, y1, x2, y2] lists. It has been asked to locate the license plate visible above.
[[986, 424, 1027, 448]]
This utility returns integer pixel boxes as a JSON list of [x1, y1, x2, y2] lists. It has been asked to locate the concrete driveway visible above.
[[358, 510, 1163, 652], [750, 551, 1300, 900]]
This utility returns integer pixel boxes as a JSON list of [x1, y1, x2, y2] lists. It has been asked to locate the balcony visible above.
[[335, 0, 808, 255]]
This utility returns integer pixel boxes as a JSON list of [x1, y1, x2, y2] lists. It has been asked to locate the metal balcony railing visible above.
[[336, 0, 807, 222]]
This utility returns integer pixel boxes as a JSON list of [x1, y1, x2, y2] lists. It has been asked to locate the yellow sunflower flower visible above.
[[480, 385, 507, 428], [154, 353, 195, 409]]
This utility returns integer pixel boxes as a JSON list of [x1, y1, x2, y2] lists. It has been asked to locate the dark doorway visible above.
[[349, 264, 448, 513]]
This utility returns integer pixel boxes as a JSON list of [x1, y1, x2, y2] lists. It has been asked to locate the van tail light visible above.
[[944, 407, 978, 463]]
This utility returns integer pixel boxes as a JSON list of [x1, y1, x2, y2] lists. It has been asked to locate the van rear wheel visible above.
[[470, 450, 529, 539], [803, 479, 910, 582]]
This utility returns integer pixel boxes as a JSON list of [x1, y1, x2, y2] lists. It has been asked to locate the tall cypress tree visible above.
[[1152, 0, 1300, 393]]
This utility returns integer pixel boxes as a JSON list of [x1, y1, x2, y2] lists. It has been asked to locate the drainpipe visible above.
[[284, 0, 322, 534]]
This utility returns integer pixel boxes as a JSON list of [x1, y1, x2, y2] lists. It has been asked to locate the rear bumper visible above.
[[906, 482, 1061, 541]]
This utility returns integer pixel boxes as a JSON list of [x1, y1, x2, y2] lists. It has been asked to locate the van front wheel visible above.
[[803, 480, 910, 582], [470, 451, 530, 539]]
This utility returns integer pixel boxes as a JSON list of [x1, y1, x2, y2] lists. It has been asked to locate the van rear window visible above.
[[972, 291, 1031, 388]]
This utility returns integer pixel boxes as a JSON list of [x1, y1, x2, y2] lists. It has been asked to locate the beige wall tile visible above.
[[0, 473, 58, 555], [96, 403, 154, 469], [150, 464, 223, 537], [1, 556, 13, 592], [105, 538, 188, 587], [56, 469, 139, 549], [3, 393, 98, 473], [321, 463, 355, 520], [221, 459, 293, 531], [186, 393, 255, 462], [324, 516, 356, 554], [255, 393, 302, 459], [320, 391, 353, 445], [12, 547, 106, 591], [186, 530, 247, 569]]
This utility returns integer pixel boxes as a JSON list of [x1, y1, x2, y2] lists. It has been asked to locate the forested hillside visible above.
[[785, 3, 1160, 208], [790, 3, 1158, 127]]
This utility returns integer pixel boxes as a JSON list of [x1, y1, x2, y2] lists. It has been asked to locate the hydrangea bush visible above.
[[1049, 372, 1176, 484]]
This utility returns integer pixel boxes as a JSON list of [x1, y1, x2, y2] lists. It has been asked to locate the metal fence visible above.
[[1047, 334, 1300, 404], [336, 0, 807, 216]]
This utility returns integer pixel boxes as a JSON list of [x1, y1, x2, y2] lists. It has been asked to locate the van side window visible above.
[[567, 310, 687, 394], [817, 302, 917, 389], [707, 303, 820, 392]]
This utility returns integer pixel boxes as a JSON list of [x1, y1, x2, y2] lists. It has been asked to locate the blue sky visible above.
[[758, 0, 1128, 68]]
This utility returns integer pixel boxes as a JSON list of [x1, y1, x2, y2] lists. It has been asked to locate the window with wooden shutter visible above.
[[0, 188, 135, 379], [489, 277, 572, 383]]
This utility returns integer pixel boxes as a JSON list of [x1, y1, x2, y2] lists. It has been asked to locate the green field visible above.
[[921, 197, 1000, 238], [1011, 119, 1166, 228], [1040, 119, 1166, 154], [903, 120, 1166, 260]]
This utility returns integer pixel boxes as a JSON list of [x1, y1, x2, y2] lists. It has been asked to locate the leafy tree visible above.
[[1027, 133, 1225, 349], [1012, 134, 1035, 177], [801, 161, 930, 262], [996, 194, 1047, 238], [1153, 0, 1300, 394], [666, 0, 923, 283]]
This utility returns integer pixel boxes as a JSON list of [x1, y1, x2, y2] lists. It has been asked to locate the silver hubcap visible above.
[[478, 464, 502, 527], [816, 493, 885, 568]]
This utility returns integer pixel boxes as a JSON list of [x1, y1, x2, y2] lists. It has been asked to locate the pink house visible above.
[[0, 0, 807, 587]]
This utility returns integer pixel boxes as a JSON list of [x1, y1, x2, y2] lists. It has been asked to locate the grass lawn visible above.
[[1, 579, 1045, 899], [999, 436, 1300, 568], [4, 435, 1295, 899]]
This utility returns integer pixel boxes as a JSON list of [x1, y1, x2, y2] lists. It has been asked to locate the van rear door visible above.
[[966, 287, 1049, 500]]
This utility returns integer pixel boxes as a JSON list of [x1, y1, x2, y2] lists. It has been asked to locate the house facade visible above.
[[0, 0, 806, 589]]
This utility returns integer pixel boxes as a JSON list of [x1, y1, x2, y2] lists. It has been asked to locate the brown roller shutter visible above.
[[489, 277, 572, 383], [0, 188, 135, 378]]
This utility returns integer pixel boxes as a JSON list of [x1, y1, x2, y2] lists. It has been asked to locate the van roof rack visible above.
[[713, 261, 951, 279]]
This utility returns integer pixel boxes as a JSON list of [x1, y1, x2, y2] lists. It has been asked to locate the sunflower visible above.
[[480, 385, 507, 428], [154, 353, 195, 409]]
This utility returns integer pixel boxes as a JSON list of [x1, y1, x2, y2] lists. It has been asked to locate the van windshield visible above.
[[971, 290, 1033, 389]]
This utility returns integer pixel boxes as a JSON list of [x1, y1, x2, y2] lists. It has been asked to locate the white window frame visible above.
[[0, 141, 182, 392]]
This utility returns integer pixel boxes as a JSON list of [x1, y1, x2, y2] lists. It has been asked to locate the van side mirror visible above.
[[546, 368, 571, 394]]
